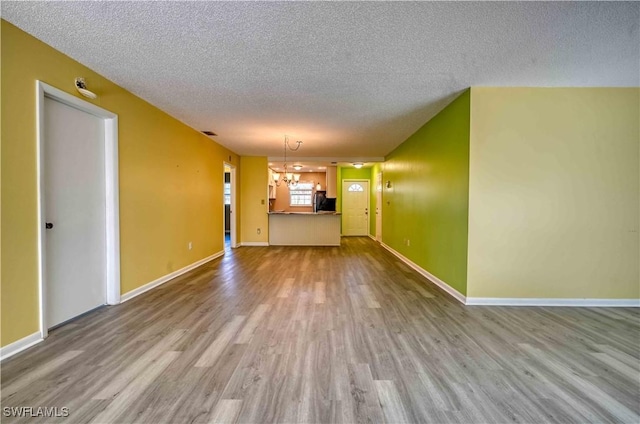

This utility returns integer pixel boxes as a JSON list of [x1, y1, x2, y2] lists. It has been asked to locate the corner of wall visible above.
[[239, 156, 269, 245]]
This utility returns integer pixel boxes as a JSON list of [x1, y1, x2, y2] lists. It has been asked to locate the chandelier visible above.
[[273, 135, 302, 188]]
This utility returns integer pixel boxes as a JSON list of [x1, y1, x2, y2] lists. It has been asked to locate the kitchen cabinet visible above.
[[326, 166, 337, 198], [268, 169, 277, 199]]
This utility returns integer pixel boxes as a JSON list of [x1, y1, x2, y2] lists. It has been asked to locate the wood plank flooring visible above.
[[2, 237, 639, 423]]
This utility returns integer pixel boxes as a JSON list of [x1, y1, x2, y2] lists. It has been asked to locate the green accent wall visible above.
[[383, 90, 470, 295]]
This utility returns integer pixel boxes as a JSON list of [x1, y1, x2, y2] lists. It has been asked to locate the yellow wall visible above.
[[240, 157, 269, 244], [1, 21, 239, 346], [468, 88, 639, 299]]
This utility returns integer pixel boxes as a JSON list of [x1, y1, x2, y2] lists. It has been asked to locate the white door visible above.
[[376, 172, 383, 241], [44, 97, 107, 328], [342, 180, 369, 236]]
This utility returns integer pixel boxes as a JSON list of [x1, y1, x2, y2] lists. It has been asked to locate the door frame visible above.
[[36, 81, 120, 339], [376, 171, 383, 242], [224, 162, 238, 248], [341, 179, 370, 236]]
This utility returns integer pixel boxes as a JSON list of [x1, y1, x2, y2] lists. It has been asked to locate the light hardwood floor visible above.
[[2, 237, 639, 423]]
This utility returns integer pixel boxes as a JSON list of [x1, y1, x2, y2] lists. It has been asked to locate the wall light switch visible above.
[[188, 242, 193, 250]]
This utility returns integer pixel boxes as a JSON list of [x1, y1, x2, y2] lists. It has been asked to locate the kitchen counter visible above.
[[269, 211, 341, 215], [268, 212, 341, 246]]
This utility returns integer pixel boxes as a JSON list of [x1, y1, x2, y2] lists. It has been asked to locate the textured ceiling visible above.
[[3, 1, 639, 160]]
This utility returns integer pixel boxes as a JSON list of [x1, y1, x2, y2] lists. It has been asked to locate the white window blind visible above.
[[224, 182, 231, 205]]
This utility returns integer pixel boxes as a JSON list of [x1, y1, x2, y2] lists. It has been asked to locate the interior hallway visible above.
[[1, 237, 638, 423]]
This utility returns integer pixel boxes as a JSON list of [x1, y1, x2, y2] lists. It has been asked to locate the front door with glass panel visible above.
[[342, 180, 369, 236]]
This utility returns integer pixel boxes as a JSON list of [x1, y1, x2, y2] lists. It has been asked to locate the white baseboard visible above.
[[466, 297, 640, 307], [239, 242, 269, 247], [378, 243, 639, 308], [379, 242, 467, 304], [120, 250, 224, 303], [0, 332, 43, 362]]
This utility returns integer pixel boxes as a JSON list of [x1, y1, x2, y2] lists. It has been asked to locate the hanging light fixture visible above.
[[272, 135, 302, 188]]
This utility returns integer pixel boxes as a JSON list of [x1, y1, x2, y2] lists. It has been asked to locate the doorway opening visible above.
[[224, 163, 237, 249]]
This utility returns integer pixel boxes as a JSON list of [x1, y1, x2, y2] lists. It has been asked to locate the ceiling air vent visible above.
[[201, 130, 217, 136]]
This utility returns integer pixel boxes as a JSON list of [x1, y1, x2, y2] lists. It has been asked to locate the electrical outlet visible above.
[[188, 242, 193, 250]]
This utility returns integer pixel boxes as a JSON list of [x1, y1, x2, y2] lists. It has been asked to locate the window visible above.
[[348, 183, 364, 192], [290, 182, 314, 206], [224, 182, 231, 205]]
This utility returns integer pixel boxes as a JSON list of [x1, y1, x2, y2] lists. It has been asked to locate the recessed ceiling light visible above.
[[201, 130, 217, 136], [353, 162, 364, 169], [293, 165, 303, 171]]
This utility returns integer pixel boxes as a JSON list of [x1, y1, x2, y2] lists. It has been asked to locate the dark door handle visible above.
[[45, 222, 54, 229]]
